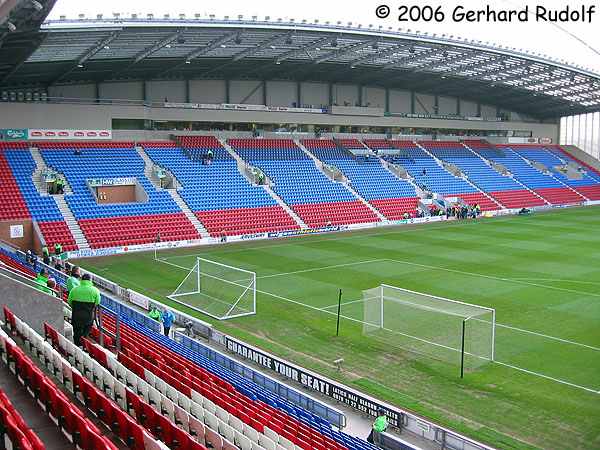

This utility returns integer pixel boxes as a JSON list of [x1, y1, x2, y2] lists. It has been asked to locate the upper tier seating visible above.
[[386, 141, 498, 210], [229, 139, 379, 227], [303, 139, 419, 219], [510, 145, 600, 200], [474, 145, 585, 205], [0, 147, 31, 221], [335, 139, 366, 150], [145, 138, 299, 237], [39, 142, 199, 248], [430, 141, 546, 209], [1, 145, 77, 251], [550, 146, 600, 200]]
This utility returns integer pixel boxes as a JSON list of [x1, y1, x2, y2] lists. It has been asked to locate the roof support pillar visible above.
[[185, 79, 190, 103], [476, 102, 482, 117], [142, 80, 147, 103], [434, 95, 439, 115], [262, 80, 267, 106], [385, 88, 390, 114], [328, 82, 333, 106], [225, 79, 230, 104], [94, 82, 99, 103], [296, 81, 301, 108], [456, 97, 461, 116], [410, 91, 416, 114], [358, 85, 363, 107]]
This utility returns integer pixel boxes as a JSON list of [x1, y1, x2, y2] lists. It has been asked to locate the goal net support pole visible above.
[[365, 284, 496, 375]]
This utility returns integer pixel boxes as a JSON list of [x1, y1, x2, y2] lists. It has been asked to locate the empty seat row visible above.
[[1, 314, 121, 450], [97, 312, 376, 450], [0, 387, 44, 450]]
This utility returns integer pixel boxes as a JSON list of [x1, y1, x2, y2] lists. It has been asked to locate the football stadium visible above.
[[0, 1, 599, 450]]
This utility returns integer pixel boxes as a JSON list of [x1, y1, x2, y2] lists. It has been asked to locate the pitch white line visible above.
[[319, 297, 368, 311], [155, 255, 600, 394], [511, 277, 600, 286], [495, 323, 600, 352], [384, 258, 600, 300], [494, 361, 600, 394], [257, 259, 386, 279]]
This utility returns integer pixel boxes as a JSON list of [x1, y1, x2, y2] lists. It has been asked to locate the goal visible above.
[[167, 257, 256, 320], [362, 284, 495, 375]]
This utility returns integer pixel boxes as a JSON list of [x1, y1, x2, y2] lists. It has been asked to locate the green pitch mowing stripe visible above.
[[79, 207, 600, 450]]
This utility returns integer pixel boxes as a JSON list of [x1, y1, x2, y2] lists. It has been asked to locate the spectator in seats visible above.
[[367, 409, 388, 444], [55, 177, 64, 194], [46, 279, 58, 297], [403, 212, 410, 220], [206, 148, 214, 162], [35, 269, 50, 293], [161, 309, 175, 337], [67, 266, 81, 294], [54, 259, 63, 272], [41, 245, 50, 265], [74, 148, 81, 156], [54, 242, 62, 257], [68, 273, 100, 347], [149, 306, 161, 322]]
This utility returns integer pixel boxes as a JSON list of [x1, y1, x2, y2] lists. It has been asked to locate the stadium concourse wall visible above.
[[5, 245, 497, 450], [0, 100, 559, 142]]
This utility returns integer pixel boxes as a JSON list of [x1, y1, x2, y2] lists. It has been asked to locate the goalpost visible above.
[[362, 284, 495, 376], [167, 257, 256, 320]]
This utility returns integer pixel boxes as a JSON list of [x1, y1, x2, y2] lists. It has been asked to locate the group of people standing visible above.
[[26, 245, 178, 346], [447, 203, 481, 219]]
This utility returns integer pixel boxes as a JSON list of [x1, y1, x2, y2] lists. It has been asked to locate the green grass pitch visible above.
[[78, 207, 600, 450]]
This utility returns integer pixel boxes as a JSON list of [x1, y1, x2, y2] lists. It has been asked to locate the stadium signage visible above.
[[88, 177, 137, 187], [0, 128, 28, 140], [28, 129, 112, 140], [224, 337, 403, 427], [164, 102, 325, 114]]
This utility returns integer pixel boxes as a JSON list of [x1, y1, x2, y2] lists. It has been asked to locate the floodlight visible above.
[[6, 22, 16, 32]]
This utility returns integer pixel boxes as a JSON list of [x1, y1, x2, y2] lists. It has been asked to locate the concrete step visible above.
[[223, 138, 308, 229], [415, 142, 505, 210], [167, 190, 210, 239], [297, 139, 386, 222]]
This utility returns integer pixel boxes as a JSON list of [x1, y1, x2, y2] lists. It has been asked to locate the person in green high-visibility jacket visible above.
[[68, 273, 100, 347], [66, 266, 81, 294], [35, 269, 51, 294], [367, 409, 388, 444], [149, 307, 161, 321], [54, 242, 62, 256]]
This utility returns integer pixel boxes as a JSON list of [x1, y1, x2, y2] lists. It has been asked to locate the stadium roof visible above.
[[2, 15, 600, 119]]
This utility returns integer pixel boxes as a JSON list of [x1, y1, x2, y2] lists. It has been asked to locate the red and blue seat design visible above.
[[144, 137, 299, 237], [229, 139, 380, 228], [303, 139, 420, 220], [0, 142, 77, 251], [38, 141, 199, 248]]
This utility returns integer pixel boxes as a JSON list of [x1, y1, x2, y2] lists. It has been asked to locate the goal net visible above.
[[363, 284, 495, 372], [167, 257, 256, 320]]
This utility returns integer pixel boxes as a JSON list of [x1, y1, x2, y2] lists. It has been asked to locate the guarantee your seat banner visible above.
[[224, 336, 403, 428]]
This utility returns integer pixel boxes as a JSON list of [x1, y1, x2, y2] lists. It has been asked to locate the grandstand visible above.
[[1, 3, 600, 450]]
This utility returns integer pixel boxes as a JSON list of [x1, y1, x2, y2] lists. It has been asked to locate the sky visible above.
[[46, 0, 600, 75]]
